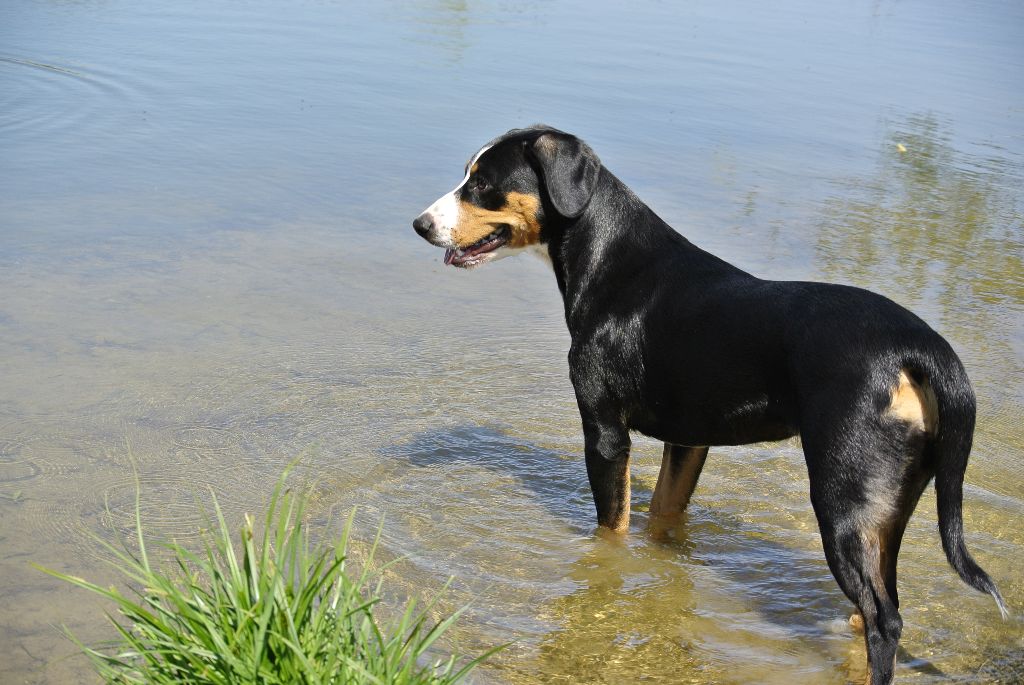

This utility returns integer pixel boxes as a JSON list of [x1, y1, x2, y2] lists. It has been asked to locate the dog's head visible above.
[[413, 125, 601, 268]]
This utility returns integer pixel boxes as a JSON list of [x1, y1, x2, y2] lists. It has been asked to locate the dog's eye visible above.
[[469, 176, 490, 192]]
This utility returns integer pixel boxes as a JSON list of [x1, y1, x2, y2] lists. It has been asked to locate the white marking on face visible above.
[[419, 144, 493, 246]]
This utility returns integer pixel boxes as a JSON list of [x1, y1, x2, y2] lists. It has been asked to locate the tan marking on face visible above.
[[451, 192, 542, 248], [888, 370, 937, 433], [470, 162, 479, 174], [504, 192, 542, 247]]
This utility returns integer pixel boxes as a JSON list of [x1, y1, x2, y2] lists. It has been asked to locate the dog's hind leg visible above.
[[821, 522, 901, 685], [849, 448, 931, 635], [803, 421, 925, 685], [879, 460, 931, 610], [650, 444, 708, 525]]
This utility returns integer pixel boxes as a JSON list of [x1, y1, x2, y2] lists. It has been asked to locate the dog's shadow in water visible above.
[[381, 423, 595, 532], [383, 424, 945, 682]]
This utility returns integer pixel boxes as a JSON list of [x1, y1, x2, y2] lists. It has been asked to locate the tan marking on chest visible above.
[[453, 192, 542, 248], [888, 370, 937, 434]]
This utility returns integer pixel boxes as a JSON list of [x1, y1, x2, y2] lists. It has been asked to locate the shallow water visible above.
[[1, 1, 1022, 682]]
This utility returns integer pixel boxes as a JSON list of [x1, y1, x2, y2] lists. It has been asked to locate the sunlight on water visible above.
[[1, 0, 1022, 683]]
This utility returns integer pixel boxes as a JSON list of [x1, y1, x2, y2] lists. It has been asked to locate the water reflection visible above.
[[816, 113, 1024, 363], [405, 0, 544, 66], [535, 538, 709, 684], [533, 517, 847, 684], [407, 1, 473, 64]]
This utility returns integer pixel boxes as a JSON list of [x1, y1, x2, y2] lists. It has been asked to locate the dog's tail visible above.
[[912, 348, 1009, 619]]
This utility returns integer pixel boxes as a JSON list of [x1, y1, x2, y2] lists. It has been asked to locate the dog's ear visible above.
[[528, 131, 601, 218]]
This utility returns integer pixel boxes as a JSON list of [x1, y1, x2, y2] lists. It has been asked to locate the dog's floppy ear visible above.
[[528, 131, 601, 218]]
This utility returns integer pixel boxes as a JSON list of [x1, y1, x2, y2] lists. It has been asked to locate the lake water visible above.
[[1, 1, 1022, 682]]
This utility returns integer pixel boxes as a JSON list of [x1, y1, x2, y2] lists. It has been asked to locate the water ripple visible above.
[[0, 54, 148, 141]]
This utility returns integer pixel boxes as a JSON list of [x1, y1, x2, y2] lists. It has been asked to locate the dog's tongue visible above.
[[444, 236, 502, 266], [444, 245, 481, 266]]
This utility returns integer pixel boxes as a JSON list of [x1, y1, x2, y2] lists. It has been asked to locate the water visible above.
[[2, 1, 1022, 682]]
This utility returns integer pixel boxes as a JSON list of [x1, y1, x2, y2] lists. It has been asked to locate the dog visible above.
[[412, 125, 1007, 684]]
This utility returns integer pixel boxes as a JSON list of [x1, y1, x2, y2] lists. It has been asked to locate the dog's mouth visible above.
[[444, 226, 510, 268]]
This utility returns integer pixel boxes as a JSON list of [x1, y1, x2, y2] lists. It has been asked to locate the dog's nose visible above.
[[413, 213, 434, 238]]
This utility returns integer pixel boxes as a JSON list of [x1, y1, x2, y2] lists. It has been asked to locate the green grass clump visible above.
[[38, 471, 499, 684]]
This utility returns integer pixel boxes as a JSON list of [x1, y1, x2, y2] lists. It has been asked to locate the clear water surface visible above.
[[1, 1, 1022, 683]]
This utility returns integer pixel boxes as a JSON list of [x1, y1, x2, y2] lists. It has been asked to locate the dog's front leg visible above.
[[571, 348, 632, 533], [585, 448, 631, 532], [582, 418, 632, 533]]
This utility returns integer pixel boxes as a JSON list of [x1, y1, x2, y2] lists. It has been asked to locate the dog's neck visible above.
[[536, 165, 753, 325], [541, 168, 745, 326]]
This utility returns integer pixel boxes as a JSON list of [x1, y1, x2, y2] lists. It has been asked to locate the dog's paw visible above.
[[849, 612, 865, 634]]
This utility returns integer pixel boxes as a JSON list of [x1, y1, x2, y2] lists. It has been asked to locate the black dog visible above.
[[413, 125, 1007, 684]]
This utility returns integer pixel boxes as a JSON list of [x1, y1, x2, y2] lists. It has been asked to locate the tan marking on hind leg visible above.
[[888, 369, 937, 434], [860, 526, 902, 685]]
